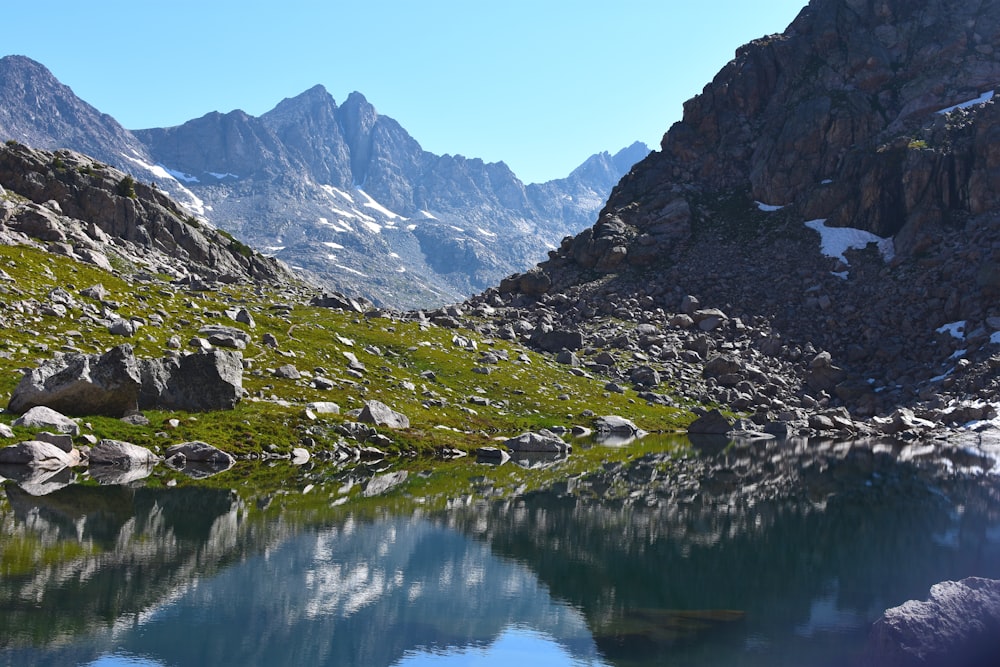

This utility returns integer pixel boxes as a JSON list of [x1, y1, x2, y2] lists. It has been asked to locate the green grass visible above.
[[0, 244, 694, 461]]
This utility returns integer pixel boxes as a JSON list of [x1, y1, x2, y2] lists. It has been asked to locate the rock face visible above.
[[0, 55, 649, 309], [861, 577, 1000, 667]]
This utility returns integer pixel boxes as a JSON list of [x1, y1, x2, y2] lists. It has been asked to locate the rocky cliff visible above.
[[477, 0, 1000, 428]]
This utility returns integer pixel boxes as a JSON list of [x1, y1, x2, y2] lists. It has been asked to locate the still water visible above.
[[1, 439, 999, 667]]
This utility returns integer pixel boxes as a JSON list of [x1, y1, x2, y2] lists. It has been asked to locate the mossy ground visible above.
[[0, 244, 696, 463]]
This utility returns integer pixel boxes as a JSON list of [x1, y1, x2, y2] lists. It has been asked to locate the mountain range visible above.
[[0, 55, 647, 308]]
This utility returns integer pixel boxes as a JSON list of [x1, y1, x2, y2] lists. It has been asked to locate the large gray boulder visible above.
[[687, 409, 734, 435], [139, 350, 243, 412], [505, 430, 571, 453], [0, 440, 80, 468], [164, 441, 234, 466], [8, 344, 141, 416], [358, 400, 410, 429], [861, 577, 1000, 667], [89, 439, 158, 466]]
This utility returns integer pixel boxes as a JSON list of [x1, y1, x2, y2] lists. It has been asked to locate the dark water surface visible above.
[[1, 440, 999, 667]]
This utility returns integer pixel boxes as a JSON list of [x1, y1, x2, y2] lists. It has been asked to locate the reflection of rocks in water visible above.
[[165, 458, 235, 480], [87, 462, 154, 486], [0, 483, 261, 651], [0, 464, 75, 496], [447, 437, 1000, 666], [510, 451, 568, 469]]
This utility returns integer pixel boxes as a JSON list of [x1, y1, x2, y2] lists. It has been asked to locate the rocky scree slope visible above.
[[470, 0, 1000, 439], [0, 56, 648, 309]]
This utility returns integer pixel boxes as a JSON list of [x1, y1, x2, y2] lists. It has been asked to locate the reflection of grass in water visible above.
[[0, 536, 93, 577], [593, 608, 745, 657]]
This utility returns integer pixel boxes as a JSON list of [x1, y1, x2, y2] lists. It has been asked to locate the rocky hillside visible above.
[[0, 56, 648, 309], [0, 141, 288, 283], [473, 0, 1000, 434]]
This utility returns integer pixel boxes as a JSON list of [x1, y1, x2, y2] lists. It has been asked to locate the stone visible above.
[[535, 329, 584, 353], [108, 319, 136, 337], [861, 577, 1000, 667], [0, 440, 79, 468], [88, 439, 158, 466], [33, 431, 73, 453], [358, 400, 410, 429], [307, 401, 341, 415], [273, 364, 301, 379], [594, 415, 643, 435], [164, 441, 234, 466], [12, 406, 80, 436], [504, 430, 571, 453], [8, 344, 142, 417], [139, 350, 243, 412], [687, 408, 733, 435], [290, 448, 310, 465]]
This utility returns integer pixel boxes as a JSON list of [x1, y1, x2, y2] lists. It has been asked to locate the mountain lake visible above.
[[1, 433, 998, 667]]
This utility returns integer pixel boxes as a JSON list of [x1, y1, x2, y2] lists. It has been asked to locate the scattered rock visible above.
[[0, 440, 79, 468], [687, 409, 733, 435], [358, 400, 410, 429], [12, 406, 80, 436], [505, 430, 571, 453], [89, 439, 158, 466]]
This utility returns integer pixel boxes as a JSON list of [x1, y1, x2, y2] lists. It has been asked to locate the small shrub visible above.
[[116, 175, 137, 198]]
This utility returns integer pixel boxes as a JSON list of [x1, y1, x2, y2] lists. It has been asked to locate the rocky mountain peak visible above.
[[0, 56, 142, 166]]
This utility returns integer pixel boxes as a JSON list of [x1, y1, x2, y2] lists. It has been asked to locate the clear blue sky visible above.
[[5, 1, 806, 183]]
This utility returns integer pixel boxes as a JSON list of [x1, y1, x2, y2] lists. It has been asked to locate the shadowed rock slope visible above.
[[474, 0, 1000, 429]]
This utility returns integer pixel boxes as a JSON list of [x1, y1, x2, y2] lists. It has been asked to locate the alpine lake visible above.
[[2, 431, 998, 667]]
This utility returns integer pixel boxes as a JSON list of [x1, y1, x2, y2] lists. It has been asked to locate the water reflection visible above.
[[0, 437, 998, 667]]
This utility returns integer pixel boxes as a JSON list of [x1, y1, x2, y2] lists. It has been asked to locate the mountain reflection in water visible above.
[[1, 441, 998, 667]]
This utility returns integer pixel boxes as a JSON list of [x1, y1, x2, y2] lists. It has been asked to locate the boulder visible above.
[[307, 401, 341, 415], [164, 441, 234, 466], [594, 415, 643, 435], [139, 350, 243, 412], [505, 430, 571, 453], [89, 439, 158, 466], [687, 409, 733, 435], [12, 406, 80, 436], [358, 400, 410, 429], [8, 344, 141, 417], [0, 440, 79, 468], [861, 577, 1000, 667], [535, 329, 584, 353]]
